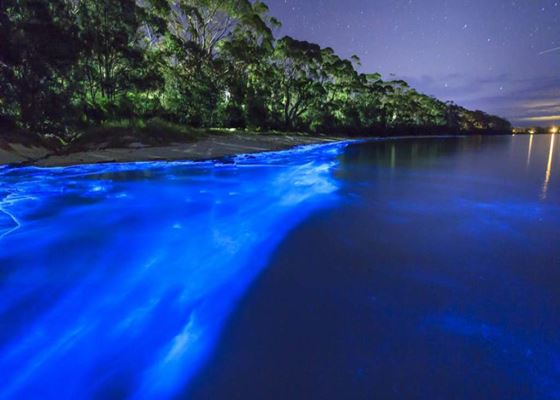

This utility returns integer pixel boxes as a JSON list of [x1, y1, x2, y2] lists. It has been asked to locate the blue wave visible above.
[[0, 141, 352, 399]]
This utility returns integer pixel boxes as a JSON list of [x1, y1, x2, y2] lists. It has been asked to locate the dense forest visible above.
[[0, 0, 512, 142]]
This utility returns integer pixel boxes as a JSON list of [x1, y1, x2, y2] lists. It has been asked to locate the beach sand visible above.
[[0, 134, 348, 167]]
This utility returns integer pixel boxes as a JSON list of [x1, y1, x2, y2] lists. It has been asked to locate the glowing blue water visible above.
[[0, 142, 351, 399], [184, 135, 560, 400], [1, 136, 560, 399]]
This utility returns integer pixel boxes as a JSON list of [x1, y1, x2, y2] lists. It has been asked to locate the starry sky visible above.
[[266, 0, 560, 126]]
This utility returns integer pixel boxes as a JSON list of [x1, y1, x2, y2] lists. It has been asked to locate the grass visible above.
[[70, 118, 206, 151]]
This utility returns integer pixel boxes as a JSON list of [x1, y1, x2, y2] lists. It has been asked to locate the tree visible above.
[[73, 0, 145, 120], [142, 0, 275, 127], [0, 0, 512, 138], [0, 0, 80, 133], [270, 37, 327, 130], [212, 1, 278, 128]]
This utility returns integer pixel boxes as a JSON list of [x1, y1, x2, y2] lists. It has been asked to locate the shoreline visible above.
[[0, 133, 498, 169], [0, 134, 349, 168]]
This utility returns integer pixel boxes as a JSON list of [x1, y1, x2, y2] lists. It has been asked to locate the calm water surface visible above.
[[0, 135, 559, 399]]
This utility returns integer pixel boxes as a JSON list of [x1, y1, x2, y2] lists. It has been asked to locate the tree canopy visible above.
[[0, 0, 511, 138]]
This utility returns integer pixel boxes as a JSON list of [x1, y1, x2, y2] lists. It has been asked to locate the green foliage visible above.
[[0, 0, 80, 133], [73, 0, 146, 122], [0, 0, 511, 141]]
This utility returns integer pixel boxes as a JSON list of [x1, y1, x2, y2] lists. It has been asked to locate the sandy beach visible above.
[[0, 134, 348, 167]]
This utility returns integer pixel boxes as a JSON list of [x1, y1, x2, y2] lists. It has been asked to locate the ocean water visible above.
[[0, 135, 559, 399]]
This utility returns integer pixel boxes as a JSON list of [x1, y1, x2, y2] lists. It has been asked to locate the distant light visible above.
[[529, 129, 536, 134], [550, 126, 558, 134]]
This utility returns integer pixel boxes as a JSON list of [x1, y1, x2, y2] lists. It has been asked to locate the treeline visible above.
[[0, 0, 511, 139]]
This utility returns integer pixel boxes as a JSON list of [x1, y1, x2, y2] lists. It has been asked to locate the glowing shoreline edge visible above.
[[0, 135, 468, 173], [7, 139, 365, 171], [0, 140, 354, 399]]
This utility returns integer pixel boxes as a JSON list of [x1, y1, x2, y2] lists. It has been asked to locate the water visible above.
[[0, 135, 559, 399]]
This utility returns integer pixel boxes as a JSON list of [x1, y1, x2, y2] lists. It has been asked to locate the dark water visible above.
[[0, 135, 559, 399]]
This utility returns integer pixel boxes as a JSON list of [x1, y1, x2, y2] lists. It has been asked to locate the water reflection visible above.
[[339, 136, 507, 171], [527, 134, 534, 167], [340, 135, 558, 202], [542, 134, 556, 199]]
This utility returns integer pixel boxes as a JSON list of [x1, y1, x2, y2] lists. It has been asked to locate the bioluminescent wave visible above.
[[0, 142, 351, 399], [2, 136, 560, 400]]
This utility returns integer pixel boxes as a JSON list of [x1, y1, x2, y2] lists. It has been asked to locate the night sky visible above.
[[267, 0, 560, 126]]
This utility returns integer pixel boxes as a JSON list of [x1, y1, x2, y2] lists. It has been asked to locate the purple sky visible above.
[[266, 0, 560, 126]]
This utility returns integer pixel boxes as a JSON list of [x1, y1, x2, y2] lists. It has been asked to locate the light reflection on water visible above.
[[0, 142, 352, 399], [542, 134, 556, 199], [527, 133, 534, 167]]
